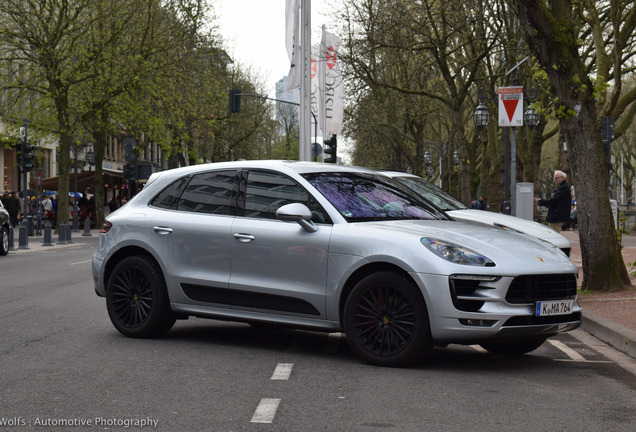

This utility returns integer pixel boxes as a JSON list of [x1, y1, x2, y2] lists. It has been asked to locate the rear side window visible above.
[[151, 170, 238, 215], [151, 177, 188, 210]]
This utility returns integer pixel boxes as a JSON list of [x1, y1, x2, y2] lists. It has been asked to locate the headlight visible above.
[[421, 238, 495, 266]]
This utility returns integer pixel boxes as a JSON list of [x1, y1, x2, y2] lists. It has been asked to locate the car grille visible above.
[[506, 274, 577, 304]]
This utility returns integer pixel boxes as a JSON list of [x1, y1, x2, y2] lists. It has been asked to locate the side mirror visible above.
[[276, 203, 318, 233]]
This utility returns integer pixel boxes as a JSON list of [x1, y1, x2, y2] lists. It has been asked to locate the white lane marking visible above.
[[324, 332, 343, 353], [569, 329, 636, 374], [470, 345, 488, 353], [250, 398, 281, 424], [549, 339, 586, 361], [271, 363, 293, 380], [70, 259, 92, 265]]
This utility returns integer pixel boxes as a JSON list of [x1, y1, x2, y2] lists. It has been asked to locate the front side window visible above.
[[304, 172, 446, 222], [243, 170, 329, 223]]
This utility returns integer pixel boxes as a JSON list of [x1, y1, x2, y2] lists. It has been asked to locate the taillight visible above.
[[100, 220, 112, 233]]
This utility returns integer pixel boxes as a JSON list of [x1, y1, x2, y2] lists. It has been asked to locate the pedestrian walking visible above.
[[6, 192, 20, 227], [534, 170, 572, 232]]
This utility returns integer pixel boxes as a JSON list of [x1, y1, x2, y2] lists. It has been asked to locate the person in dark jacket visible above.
[[534, 170, 572, 231]]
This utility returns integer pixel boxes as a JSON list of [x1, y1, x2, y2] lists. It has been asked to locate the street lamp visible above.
[[71, 141, 94, 231], [473, 102, 490, 128], [86, 143, 95, 169], [423, 141, 459, 189]]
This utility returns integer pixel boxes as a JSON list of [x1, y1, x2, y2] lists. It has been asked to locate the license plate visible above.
[[535, 300, 574, 316]]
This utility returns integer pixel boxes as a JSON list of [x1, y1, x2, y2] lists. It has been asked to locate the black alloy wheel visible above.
[[343, 271, 431, 367], [106, 255, 175, 338]]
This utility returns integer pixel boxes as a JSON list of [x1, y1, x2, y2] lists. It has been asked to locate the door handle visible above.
[[233, 233, 255, 242], [153, 226, 174, 235]]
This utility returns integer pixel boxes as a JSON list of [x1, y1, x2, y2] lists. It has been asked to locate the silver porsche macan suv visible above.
[[92, 160, 581, 366]]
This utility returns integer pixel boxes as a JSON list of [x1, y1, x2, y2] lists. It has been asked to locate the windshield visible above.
[[392, 176, 468, 211], [303, 172, 448, 222]]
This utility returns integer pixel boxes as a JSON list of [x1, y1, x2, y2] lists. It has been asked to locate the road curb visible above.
[[581, 310, 636, 360]]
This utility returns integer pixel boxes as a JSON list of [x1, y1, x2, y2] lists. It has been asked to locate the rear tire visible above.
[[0, 226, 9, 256], [343, 271, 432, 367], [106, 256, 175, 338], [479, 336, 548, 356]]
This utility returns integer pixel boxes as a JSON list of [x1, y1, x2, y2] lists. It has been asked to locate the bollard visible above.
[[66, 221, 74, 244], [82, 218, 92, 236], [9, 225, 16, 251], [42, 221, 54, 246], [18, 223, 30, 250], [27, 215, 35, 236], [57, 223, 68, 245]]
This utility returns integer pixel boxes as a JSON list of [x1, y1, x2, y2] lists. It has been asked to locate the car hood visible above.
[[447, 209, 571, 249], [332, 219, 576, 274]]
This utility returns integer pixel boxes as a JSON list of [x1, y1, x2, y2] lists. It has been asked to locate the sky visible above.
[[215, 0, 332, 97]]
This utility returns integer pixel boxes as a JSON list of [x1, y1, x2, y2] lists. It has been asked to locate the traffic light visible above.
[[229, 89, 241, 114], [323, 134, 337, 163], [20, 139, 36, 172]]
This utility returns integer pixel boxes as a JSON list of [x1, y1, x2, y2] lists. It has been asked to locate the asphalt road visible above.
[[1, 235, 636, 431]]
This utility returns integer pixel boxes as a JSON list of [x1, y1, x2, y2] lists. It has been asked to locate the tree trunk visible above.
[[514, 0, 630, 291]]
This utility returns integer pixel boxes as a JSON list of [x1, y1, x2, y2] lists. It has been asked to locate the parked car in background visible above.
[[0, 199, 9, 256], [93, 160, 581, 367], [381, 170, 572, 256]]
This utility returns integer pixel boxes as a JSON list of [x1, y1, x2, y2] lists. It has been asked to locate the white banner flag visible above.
[[320, 28, 343, 134], [285, 0, 300, 91], [311, 45, 321, 136]]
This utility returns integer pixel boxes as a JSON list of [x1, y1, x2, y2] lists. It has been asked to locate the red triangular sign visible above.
[[502, 99, 519, 122]]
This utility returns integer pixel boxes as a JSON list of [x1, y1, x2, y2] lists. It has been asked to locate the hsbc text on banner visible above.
[[498, 86, 524, 127], [319, 29, 344, 135], [311, 45, 321, 133]]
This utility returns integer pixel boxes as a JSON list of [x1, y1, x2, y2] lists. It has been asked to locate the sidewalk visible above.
[[7, 225, 99, 254], [561, 230, 636, 359]]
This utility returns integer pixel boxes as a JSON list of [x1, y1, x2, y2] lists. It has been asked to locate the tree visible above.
[[513, 0, 632, 291]]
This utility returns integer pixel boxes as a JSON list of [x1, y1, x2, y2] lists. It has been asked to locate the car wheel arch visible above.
[[104, 246, 163, 290], [338, 262, 422, 325]]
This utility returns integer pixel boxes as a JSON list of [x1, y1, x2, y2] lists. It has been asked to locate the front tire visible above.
[[0, 225, 9, 256], [343, 271, 432, 367], [106, 256, 176, 338], [479, 336, 548, 356]]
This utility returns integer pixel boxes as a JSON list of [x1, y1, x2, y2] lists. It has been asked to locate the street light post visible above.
[[423, 142, 459, 189], [71, 141, 94, 231]]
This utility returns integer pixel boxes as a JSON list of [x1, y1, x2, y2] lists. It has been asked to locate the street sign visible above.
[[498, 86, 524, 127]]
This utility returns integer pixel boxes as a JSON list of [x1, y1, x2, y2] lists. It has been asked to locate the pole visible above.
[[21, 117, 29, 219], [511, 127, 517, 216], [299, 0, 312, 161], [504, 128, 510, 212], [73, 147, 79, 231], [439, 150, 443, 189], [321, 25, 327, 146]]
